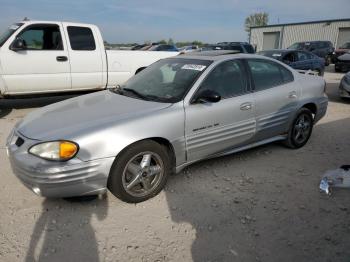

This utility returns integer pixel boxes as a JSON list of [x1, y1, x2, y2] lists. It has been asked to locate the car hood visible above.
[[17, 90, 172, 140]]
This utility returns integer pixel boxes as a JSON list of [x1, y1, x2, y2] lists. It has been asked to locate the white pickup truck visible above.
[[0, 20, 178, 97]]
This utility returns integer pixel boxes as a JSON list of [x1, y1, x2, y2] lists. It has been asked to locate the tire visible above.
[[107, 140, 171, 203], [284, 108, 314, 149], [325, 55, 331, 66], [334, 66, 341, 73]]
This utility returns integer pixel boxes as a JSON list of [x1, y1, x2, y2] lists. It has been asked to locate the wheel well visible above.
[[148, 137, 176, 171], [135, 67, 146, 75], [302, 103, 317, 116]]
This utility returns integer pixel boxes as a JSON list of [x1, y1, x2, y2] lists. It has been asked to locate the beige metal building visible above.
[[250, 18, 350, 52]]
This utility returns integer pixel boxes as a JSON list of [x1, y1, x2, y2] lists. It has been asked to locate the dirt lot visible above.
[[0, 69, 349, 262]]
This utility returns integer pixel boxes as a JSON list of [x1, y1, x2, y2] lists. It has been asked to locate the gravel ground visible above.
[[0, 69, 349, 262]]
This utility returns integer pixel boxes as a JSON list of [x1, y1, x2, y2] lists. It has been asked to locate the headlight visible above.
[[29, 141, 79, 161]]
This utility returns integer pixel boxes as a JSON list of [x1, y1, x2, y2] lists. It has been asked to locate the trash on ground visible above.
[[320, 165, 350, 195]]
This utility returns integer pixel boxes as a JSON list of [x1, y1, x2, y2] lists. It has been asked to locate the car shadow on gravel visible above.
[[165, 117, 350, 262], [25, 195, 108, 262]]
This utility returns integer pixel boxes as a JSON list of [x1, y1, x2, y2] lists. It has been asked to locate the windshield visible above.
[[0, 23, 23, 47], [112, 58, 212, 103], [340, 42, 350, 49]]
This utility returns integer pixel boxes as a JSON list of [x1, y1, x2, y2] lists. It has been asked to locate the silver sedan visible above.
[[7, 52, 328, 203]]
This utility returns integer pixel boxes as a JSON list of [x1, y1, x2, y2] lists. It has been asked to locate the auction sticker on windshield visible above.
[[181, 64, 207, 71]]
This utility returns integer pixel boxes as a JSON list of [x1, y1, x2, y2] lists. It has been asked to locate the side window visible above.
[[297, 52, 308, 61], [198, 60, 247, 99], [67, 26, 96, 50], [17, 24, 63, 50], [247, 59, 293, 91]]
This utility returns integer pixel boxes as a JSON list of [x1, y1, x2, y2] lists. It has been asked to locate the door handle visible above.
[[56, 56, 68, 62], [240, 102, 252, 111], [288, 91, 297, 99]]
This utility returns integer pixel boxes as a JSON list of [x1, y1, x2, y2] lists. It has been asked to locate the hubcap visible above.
[[122, 152, 164, 198], [293, 114, 311, 143]]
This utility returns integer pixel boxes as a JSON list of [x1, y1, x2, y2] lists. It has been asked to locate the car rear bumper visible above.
[[314, 96, 328, 123], [6, 130, 115, 198]]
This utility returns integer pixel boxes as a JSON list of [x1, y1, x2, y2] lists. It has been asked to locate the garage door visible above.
[[337, 28, 350, 48], [263, 32, 280, 50]]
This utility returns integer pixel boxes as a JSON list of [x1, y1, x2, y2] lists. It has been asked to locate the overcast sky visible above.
[[0, 0, 349, 44]]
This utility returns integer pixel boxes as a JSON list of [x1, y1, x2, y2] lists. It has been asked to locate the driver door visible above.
[[1, 23, 71, 94], [184, 60, 256, 162]]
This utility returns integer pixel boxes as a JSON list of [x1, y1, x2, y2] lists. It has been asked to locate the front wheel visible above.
[[107, 140, 171, 203], [284, 108, 314, 149]]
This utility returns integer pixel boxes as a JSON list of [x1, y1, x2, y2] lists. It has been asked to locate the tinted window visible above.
[[17, 24, 62, 50], [198, 60, 247, 98], [67, 26, 95, 50], [248, 60, 293, 91]]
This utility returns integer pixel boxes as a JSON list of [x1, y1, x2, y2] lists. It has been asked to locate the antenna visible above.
[[23, 17, 30, 21]]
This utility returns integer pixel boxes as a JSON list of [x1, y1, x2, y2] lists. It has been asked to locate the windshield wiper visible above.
[[121, 88, 150, 100]]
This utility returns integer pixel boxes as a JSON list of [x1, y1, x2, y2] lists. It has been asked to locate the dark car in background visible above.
[[258, 49, 325, 76], [332, 42, 350, 64], [335, 52, 350, 73], [288, 41, 334, 66], [203, 42, 255, 53], [148, 44, 179, 52]]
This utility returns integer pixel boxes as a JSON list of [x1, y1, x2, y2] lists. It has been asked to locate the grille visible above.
[[15, 137, 25, 147]]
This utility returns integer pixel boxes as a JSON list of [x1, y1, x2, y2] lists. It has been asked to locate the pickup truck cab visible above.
[[0, 20, 178, 97]]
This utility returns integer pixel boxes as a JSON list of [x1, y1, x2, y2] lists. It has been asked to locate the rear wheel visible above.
[[107, 140, 171, 203], [325, 55, 332, 66], [284, 108, 314, 149]]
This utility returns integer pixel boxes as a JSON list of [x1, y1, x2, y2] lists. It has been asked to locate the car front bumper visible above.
[[6, 130, 115, 198]]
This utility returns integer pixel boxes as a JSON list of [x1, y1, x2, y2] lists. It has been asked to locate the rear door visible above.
[[185, 59, 256, 162], [246, 59, 299, 141], [63, 24, 104, 90], [1, 23, 71, 93]]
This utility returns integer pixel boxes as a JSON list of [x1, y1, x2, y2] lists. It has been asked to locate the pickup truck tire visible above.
[[284, 108, 314, 149], [107, 140, 170, 203]]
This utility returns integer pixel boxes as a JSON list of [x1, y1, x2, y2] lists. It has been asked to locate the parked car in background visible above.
[[258, 49, 325, 76], [288, 41, 334, 66], [131, 44, 148, 50], [332, 42, 350, 63], [204, 42, 255, 53], [148, 44, 179, 52], [0, 21, 178, 97], [339, 72, 350, 99], [335, 52, 350, 72], [7, 51, 328, 203], [178, 45, 199, 54]]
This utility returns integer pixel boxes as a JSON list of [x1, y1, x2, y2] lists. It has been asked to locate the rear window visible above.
[[67, 26, 96, 50]]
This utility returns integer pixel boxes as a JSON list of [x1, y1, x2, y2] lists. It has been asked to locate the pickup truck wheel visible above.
[[284, 108, 313, 149], [107, 140, 170, 203]]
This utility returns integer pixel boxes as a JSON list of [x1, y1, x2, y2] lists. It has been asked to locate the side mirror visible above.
[[192, 89, 221, 104], [11, 38, 26, 51]]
